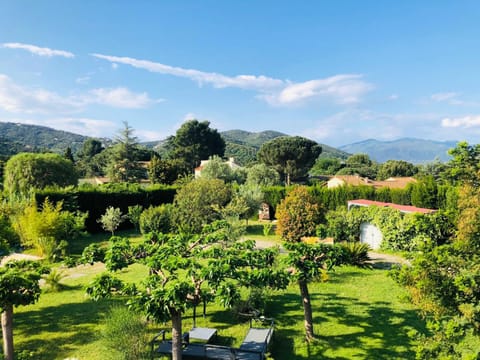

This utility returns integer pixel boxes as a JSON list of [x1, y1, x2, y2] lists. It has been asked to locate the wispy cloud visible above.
[[91, 53, 283, 90], [0, 74, 161, 113], [431, 92, 458, 102], [442, 115, 480, 128], [76, 76, 90, 84], [91, 53, 373, 106], [263, 75, 373, 105], [2, 42, 74, 58], [88, 87, 163, 108]]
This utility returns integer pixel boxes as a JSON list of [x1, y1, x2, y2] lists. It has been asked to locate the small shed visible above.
[[348, 199, 436, 250]]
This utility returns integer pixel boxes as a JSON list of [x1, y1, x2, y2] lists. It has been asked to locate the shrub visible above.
[[13, 198, 86, 257], [339, 241, 372, 268], [98, 207, 126, 235], [43, 268, 67, 292], [139, 204, 172, 235], [100, 305, 150, 360], [127, 205, 143, 231]]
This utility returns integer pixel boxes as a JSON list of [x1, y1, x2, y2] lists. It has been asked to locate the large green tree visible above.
[[147, 156, 189, 185], [337, 153, 378, 179], [76, 138, 105, 177], [0, 260, 49, 360], [377, 160, 418, 180], [172, 178, 231, 233], [245, 163, 280, 187], [166, 120, 225, 172], [86, 221, 288, 360], [4, 152, 78, 197], [257, 136, 322, 185], [107, 122, 146, 183]]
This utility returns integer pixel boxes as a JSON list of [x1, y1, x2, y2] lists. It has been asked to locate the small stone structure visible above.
[[258, 203, 271, 220]]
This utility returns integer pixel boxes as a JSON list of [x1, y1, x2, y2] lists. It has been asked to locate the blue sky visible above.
[[1, 1, 479, 147]]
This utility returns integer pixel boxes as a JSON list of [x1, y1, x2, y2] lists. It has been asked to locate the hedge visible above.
[[36, 183, 177, 232]]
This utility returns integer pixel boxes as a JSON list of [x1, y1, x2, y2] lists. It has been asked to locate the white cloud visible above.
[[0, 74, 82, 113], [76, 76, 90, 84], [0, 74, 161, 113], [266, 75, 373, 105], [91, 53, 283, 91], [389, 94, 399, 100], [431, 92, 458, 102], [88, 87, 163, 109], [442, 115, 480, 128], [183, 112, 197, 121], [2, 42, 74, 58], [91, 53, 373, 106], [135, 129, 167, 141]]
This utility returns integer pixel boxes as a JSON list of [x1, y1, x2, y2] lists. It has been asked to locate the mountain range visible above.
[[339, 138, 457, 164], [0, 122, 460, 164]]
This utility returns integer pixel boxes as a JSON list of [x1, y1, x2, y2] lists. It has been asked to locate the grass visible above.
[[9, 228, 425, 359]]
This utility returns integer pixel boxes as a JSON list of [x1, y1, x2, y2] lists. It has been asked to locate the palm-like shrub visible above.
[[340, 241, 372, 268]]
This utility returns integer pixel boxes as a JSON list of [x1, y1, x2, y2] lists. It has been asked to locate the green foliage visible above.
[[139, 204, 172, 235], [338, 153, 378, 179], [200, 155, 237, 182], [100, 305, 150, 360], [246, 163, 281, 187], [263, 222, 273, 236], [377, 160, 418, 180], [127, 204, 143, 231], [85, 272, 125, 301], [166, 119, 226, 171], [43, 268, 67, 292], [80, 243, 107, 265], [339, 242, 372, 268], [257, 136, 322, 185], [13, 198, 86, 257], [326, 206, 365, 242], [310, 157, 343, 176], [147, 156, 189, 185], [36, 183, 177, 232], [445, 141, 480, 185], [5, 152, 78, 196], [172, 178, 231, 233], [276, 186, 324, 242], [104, 237, 133, 272], [106, 122, 146, 183], [76, 138, 105, 177], [98, 206, 126, 235], [411, 176, 438, 209]]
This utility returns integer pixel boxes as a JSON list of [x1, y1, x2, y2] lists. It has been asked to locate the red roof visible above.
[[347, 199, 436, 214]]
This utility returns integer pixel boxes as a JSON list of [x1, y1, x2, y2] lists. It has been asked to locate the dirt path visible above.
[[1, 253, 42, 266]]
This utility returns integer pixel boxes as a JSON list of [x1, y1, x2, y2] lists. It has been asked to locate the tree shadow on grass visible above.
[[14, 298, 123, 359], [265, 277, 426, 359]]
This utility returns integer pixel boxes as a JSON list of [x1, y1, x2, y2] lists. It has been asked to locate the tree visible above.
[[4, 153, 78, 197], [76, 138, 104, 177], [284, 241, 342, 342], [0, 260, 49, 360], [411, 176, 438, 209], [276, 186, 324, 243], [86, 221, 289, 360], [233, 184, 264, 224], [107, 122, 145, 183], [445, 141, 480, 185], [275, 186, 339, 341], [200, 155, 234, 182], [337, 153, 378, 179], [98, 207, 126, 235], [257, 136, 322, 185], [377, 160, 417, 180], [63, 147, 74, 163], [166, 120, 225, 172], [310, 157, 343, 176], [245, 163, 281, 187], [148, 156, 189, 185], [172, 178, 231, 233]]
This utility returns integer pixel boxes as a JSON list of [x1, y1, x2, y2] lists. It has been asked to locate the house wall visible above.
[[360, 222, 383, 250]]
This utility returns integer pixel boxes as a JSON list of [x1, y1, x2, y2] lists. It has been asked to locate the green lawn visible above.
[[7, 227, 426, 359]]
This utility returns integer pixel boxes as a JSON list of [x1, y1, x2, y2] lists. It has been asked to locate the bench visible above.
[[151, 317, 274, 360]]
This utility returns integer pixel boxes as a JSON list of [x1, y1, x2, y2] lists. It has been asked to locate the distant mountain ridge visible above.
[[339, 138, 458, 164]]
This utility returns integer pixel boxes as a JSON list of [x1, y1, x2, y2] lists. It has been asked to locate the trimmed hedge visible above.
[[36, 183, 177, 232]]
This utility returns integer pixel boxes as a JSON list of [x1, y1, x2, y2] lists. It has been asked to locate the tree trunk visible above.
[[171, 310, 183, 360], [298, 279, 314, 341], [2, 306, 14, 360]]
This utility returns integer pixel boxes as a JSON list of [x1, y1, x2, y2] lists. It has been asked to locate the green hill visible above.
[[0, 122, 91, 156]]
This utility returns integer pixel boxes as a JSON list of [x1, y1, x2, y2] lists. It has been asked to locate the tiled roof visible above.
[[347, 199, 436, 214]]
